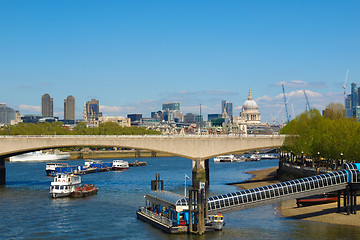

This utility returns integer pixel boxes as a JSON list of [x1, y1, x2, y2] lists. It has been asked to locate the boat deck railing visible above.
[[139, 207, 173, 227]]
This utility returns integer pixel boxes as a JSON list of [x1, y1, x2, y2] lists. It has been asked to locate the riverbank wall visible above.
[[277, 161, 333, 181], [69, 150, 173, 159]]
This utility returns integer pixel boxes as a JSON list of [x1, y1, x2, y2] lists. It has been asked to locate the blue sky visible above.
[[1, 1, 359, 123]]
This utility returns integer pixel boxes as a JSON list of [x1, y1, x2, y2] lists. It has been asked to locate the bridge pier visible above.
[[0, 157, 5, 185], [190, 158, 209, 235]]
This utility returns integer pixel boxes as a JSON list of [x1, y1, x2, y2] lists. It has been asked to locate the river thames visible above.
[[1, 157, 360, 239]]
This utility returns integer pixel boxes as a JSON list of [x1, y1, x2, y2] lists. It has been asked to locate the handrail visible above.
[[139, 207, 173, 227]]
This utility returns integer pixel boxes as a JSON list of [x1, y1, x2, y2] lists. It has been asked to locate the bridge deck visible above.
[[207, 170, 352, 214]]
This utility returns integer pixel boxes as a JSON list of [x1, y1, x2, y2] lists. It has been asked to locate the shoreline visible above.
[[231, 166, 360, 227]]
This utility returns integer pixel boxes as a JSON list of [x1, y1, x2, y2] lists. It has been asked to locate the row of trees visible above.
[[280, 103, 360, 162], [0, 122, 161, 135]]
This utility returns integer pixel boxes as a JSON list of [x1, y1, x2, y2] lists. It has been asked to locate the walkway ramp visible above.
[[208, 170, 357, 214]]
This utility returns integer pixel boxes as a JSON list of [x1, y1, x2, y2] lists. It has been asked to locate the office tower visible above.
[[41, 94, 53, 117], [222, 100, 233, 118], [162, 102, 180, 111], [83, 99, 102, 123], [64, 95, 75, 121], [0, 104, 21, 125]]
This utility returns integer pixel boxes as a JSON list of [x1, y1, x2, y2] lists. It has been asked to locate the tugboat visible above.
[[49, 173, 81, 198], [49, 173, 98, 198]]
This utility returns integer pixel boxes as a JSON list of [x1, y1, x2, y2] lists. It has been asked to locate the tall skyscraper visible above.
[[64, 95, 75, 121], [83, 99, 102, 123], [41, 94, 53, 117], [222, 100, 233, 118]]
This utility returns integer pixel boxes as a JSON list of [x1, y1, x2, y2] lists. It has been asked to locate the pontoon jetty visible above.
[[136, 175, 224, 234]]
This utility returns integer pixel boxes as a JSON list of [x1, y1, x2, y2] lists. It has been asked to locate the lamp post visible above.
[[340, 153, 344, 167], [317, 151, 320, 169], [301, 151, 304, 166]]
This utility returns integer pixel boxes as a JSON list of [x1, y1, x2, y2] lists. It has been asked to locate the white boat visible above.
[[260, 154, 279, 159], [49, 173, 81, 198], [46, 162, 69, 176], [232, 156, 246, 162], [214, 155, 235, 163], [84, 160, 102, 168], [247, 154, 261, 161], [112, 160, 129, 170], [10, 151, 70, 162]]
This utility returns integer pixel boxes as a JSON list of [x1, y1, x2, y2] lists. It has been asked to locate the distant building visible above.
[[64, 95, 75, 122], [0, 104, 21, 125], [99, 116, 131, 127], [127, 114, 142, 123], [239, 88, 261, 124], [83, 99, 102, 124], [345, 82, 360, 120], [41, 94, 53, 117], [184, 113, 201, 123], [221, 100, 233, 118], [162, 102, 180, 111], [22, 115, 42, 124], [208, 114, 223, 123]]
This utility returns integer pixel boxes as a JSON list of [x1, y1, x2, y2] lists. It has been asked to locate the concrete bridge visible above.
[[0, 134, 286, 184]]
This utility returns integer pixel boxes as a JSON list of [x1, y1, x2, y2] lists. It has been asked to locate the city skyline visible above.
[[1, 1, 359, 123]]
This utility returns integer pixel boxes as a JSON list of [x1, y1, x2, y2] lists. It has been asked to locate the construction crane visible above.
[[343, 69, 348, 99], [282, 85, 291, 123], [303, 90, 311, 111]]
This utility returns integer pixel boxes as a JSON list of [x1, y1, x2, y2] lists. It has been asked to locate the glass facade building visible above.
[[0, 104, 20, 125]]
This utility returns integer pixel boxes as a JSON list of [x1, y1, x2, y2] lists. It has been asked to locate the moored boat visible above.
[[46, 162, 69, 176], [214, 155, 234, 163], [49, 173, 81, 198], [71, 184, 98, 198], [129, 160, 147, 167], [10, 151, 70, 162], [112, 160, 129, 170], [296, 193, 338, 207]]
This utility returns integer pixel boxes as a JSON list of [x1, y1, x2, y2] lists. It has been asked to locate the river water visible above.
[[1, 157, 359, 239]]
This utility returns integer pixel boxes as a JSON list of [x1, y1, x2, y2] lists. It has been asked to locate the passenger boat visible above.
[[137, 190, 225, 234], [45, 162, 69, 176], [49, 173, 81, 198], [49, 173, 98, 198], [112, 160, 129, 170], [296, 193, 338, 207], [10, 151, 70, 162]]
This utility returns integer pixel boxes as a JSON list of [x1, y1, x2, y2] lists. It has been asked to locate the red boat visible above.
[[296, 193, 338, 207], [70, 184, 98, 198]]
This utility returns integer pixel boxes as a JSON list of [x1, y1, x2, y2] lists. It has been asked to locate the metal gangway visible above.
[[207, 163, 360, 214]]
